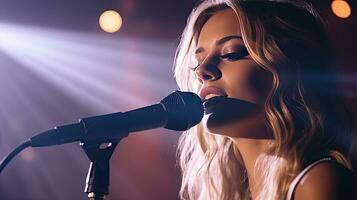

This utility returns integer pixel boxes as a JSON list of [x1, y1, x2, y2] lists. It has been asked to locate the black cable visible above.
[[0, 140, 31, 174]]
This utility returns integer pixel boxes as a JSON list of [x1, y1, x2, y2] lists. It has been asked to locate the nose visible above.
[[195, 57, 222, 83]]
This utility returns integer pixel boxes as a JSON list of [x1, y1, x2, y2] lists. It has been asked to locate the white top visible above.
[[285, 157, 335, 200]]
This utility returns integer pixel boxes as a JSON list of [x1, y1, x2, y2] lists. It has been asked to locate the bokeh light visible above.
[[331, 0, 352, 19], [99, 10, 123, 33]]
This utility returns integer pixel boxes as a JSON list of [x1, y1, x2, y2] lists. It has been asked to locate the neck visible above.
[[232, 138, 273, 200]]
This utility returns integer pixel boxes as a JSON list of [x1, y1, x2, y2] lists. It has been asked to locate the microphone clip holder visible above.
[[79, 113, 130, 200], [80, 139, 120, 200]]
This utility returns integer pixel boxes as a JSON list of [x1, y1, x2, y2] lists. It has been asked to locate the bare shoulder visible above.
[[294, 161, 357, 200]]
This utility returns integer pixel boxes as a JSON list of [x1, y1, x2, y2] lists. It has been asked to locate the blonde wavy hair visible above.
[[173, 0, 356, 200]]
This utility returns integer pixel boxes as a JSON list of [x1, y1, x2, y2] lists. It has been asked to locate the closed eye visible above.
[[221, 49, 249, 61]]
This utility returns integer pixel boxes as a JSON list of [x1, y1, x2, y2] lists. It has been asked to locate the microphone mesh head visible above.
[[161, 91, 203, 131]]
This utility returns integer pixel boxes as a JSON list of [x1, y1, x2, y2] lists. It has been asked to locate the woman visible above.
[[173, 0, 357, 200]]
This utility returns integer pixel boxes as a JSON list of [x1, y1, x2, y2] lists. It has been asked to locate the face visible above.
[[194, 8, 273, 138]]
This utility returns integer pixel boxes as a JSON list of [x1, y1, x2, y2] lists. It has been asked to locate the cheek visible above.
[[248, 67, 272, 100], [224, 63, 272, 104]]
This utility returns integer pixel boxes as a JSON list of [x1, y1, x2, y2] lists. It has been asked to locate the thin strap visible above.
[[285, 157, 334, 200]]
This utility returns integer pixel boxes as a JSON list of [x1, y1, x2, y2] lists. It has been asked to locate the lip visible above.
[[199, 86, 228, 102]]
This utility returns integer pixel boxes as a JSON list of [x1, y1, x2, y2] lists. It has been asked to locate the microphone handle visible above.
[[30, 103, 168, 147], [79, 103, 167, 141]]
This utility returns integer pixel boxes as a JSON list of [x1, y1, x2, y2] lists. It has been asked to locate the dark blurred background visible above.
[[0, 0, 356, 199]]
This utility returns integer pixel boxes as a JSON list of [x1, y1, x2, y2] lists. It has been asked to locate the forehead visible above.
[[197, 8, 241, 47]]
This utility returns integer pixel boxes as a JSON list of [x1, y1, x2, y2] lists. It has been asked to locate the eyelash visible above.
[[189, 49, 249, 71], [221, 49, 249, 61]]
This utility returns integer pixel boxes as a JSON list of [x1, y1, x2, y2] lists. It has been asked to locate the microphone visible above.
[[29, 91, 203, 147]]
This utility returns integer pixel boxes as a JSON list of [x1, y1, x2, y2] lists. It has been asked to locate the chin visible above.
[[202, 110, 272, 139], [202, 112, 240, 136]]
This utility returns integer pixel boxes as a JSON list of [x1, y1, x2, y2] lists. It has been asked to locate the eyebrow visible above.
[[195, 35, 243, 54]]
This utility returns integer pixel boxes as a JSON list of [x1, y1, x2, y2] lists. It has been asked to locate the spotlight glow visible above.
[[99, 10, 123, 33], [331, 0, 352, 19], [0, 22, 174, 111]]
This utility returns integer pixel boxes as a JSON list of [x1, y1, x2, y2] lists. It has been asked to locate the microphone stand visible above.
[[78, 112, 129, 200], [80, 140, 120, 200]]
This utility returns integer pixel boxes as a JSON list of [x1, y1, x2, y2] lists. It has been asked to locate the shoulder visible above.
[[294, 161, 357, 200]]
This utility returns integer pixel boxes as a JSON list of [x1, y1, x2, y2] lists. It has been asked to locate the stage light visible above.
[[99, 10, 123, 33], [331, 0, 352, 19]]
